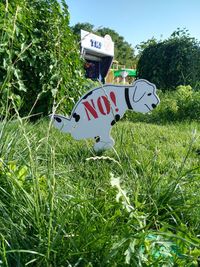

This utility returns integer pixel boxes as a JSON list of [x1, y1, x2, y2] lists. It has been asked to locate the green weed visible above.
[[0, 117, 199, 266]]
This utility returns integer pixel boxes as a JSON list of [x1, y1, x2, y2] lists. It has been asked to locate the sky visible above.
[[65, 0, 200, 50]]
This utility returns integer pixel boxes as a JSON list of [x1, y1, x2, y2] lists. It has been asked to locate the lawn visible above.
[[0, 119, 200, 266]]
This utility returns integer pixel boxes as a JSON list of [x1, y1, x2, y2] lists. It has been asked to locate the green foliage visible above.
[[0, 0, 86, 119], [136, 37, 159, 56], [0, 117, 199, 266], [153, 85, 200, 122], [72, 22, 95, 36], [125, 85, 200, 123], [97, 27, 136, 68], [110, 175, 200, 266], [137, 29, 200, 90], [71, 23, 137, 68]]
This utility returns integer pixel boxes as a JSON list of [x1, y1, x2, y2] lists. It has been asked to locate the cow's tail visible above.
[[50, 114, 73, 133]]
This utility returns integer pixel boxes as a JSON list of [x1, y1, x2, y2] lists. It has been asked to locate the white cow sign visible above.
[[51, 79, 160, 151]]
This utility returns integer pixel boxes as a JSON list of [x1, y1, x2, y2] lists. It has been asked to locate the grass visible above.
[[0, 117, 200, 266]]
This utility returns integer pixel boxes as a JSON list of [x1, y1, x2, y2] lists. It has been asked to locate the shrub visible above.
[[125, 85, 200, 123], [177, 91, 200, 120], [0, 0, 86, 119], [137, 29, 200, 90]]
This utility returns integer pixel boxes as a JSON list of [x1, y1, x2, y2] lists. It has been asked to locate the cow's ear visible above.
[[133, 81, 146, 102]]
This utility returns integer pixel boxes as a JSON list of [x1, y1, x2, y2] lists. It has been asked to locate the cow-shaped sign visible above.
[[51, 79, 160, 151]]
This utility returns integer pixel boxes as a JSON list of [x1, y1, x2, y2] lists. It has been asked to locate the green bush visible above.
[[125, 85, 200, 123], [0, 0, 86, 119], [137, 29, 200, 90], [175, 85, 197, 120]]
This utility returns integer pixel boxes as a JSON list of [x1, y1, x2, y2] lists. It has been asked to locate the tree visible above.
[[137, 29, 200, 90], [71, 22, 94, 36], [71, 23, 137, 68], [0, 0, 85, 118], [136, 37, 158, 56]]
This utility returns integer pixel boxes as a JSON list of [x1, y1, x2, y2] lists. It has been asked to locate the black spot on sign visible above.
[[55, 116, 62, 123], [111, 120, 115, 126], [115, 114, 120, 122], [82, 91, 93, 99], [111, 114, 120, 126], [73, 113, 80, 122], [95, 136, 100, 143]]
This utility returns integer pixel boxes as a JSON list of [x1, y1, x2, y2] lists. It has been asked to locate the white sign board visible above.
[[81, 30, 114, 57], [51, 79, 160, 151]]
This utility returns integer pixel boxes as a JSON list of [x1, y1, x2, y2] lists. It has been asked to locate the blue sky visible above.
[[65, 0, 200, 49]]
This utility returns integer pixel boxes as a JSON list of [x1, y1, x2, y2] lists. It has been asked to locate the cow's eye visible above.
[[147, 93, 152, 96]]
